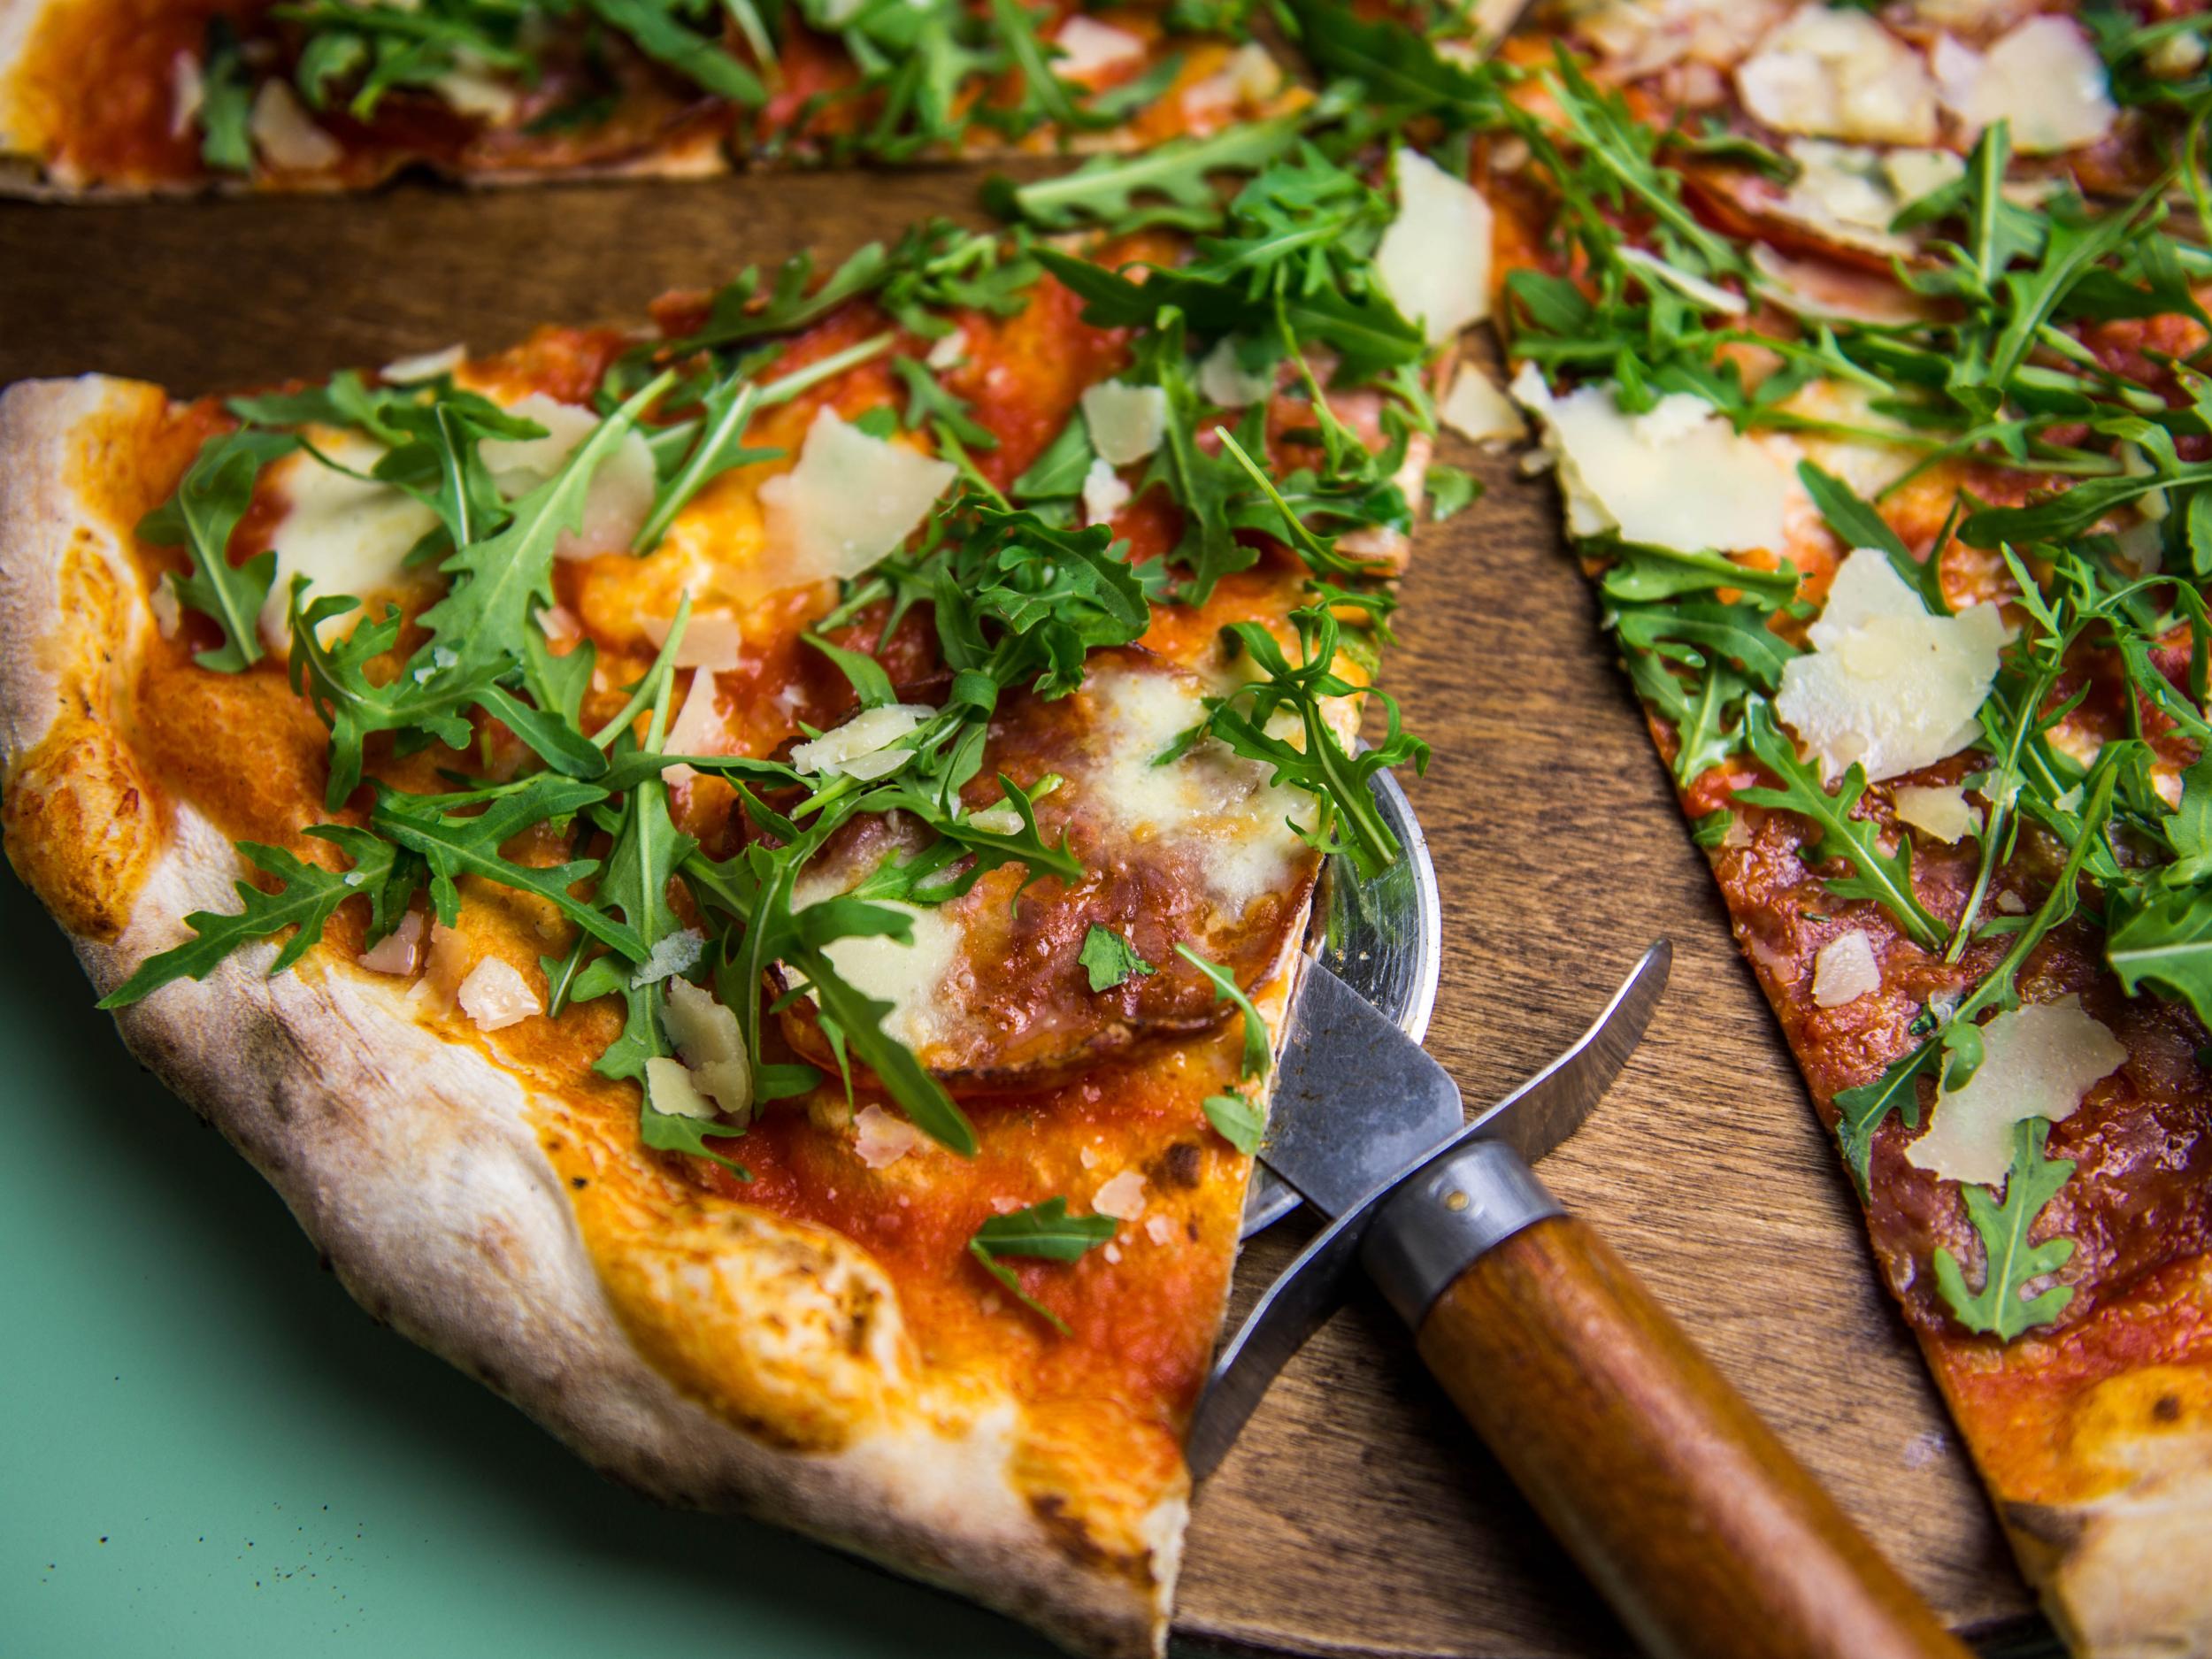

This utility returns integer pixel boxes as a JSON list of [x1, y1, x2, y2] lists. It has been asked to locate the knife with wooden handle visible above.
[[1192, 949, 1970, 1659]]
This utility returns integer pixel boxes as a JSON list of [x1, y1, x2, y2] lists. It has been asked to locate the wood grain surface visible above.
[[0, 168, 2040, 1659]]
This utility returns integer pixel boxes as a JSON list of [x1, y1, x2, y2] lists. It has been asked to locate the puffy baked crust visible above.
[[0, 374, 1177, 1658]]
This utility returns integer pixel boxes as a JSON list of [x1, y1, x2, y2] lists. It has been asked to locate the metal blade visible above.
[[1259, 963, 1463, 1221], [1188, 942, 1671, 1479], [1243, 763, 1440, 1236]]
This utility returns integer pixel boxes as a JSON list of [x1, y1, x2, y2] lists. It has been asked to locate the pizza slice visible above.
[[1292, 4, 2212, 1654], [0, 139, 1455, 1655], [0, 0, 1304, 196]]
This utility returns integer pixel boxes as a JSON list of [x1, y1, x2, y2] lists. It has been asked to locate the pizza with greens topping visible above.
[[0, 0, 1304, 193], [1314, 0, 2212, 1652], [0, 128, 1461, 1652]]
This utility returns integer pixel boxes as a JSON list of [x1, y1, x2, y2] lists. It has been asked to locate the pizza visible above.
[[0, 0, 1306, 195], [1277, 1, 2212, 1654], [0, 118, 1472, 1653]]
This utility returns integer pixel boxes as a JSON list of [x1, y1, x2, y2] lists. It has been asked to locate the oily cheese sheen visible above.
[[778, 650, 1320, 1092]]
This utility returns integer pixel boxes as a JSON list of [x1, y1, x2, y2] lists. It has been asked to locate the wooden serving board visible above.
[[0, 166, 2040, 1658]]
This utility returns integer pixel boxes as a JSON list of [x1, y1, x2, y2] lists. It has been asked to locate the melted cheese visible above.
[[1935, 17, 2116, 155], [1439, 361, 1527, 447], [1510, 365, 1792, 554], [814, 902, 968, 1052], [1811, 929, 1880, 1007], [258, 431, 442, 654], [479, 393, 657, 561], [1375, 148, 1494, 343], [1575, 0, 1786, 79], [1736, 6, 1939, 145], [1773, 549, 2005, 782], [1080, 381, 1170, 465], [1905, 996, 2126, 1185], [1089, 664, 1310, 912], [758, 408, 956, 587]]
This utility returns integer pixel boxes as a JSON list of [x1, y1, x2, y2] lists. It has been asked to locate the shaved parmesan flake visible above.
[[664, 977, 752, 1118], [457, 957, 541, 1031], [642, 608, 742, 671], [1735, 6, 1939, 145], [1082, 457, 1132, 526], [357, 910, 425, 976], [250, 81, 342, 172], [811, 902, 966, 1051], [1812, 930, 1881, 1007], [150, 572, 182, 639], [432, 65, 518, 124], [1774, 549, 2005, 782], [1440, 361, 1527, 447], [409, 921, 472, 1015], [853, 1103, 928, 1169], [1576, 0, 1785, 79], [1893, 782, 1978, 843], [1081, 381, 1170, 465], [788, 703, 935, 780], [1778, 140, 1916, 257], [1509, 365, 1791, 554], [1905, 996, 2125, 1185], [170, 51, 204, 139], [663, 668, 726, 789], [380, 343, 466, 384], [1094, 1170, 1148, 1221], [632, 927, 704, 988], [1936, 17, 2115, 154], [1145, 1213, 1178, 1245], [1180, 41, 1281, 121], [1884, 147, 1965, 206], [479, 393, 657, 561], [1752, 245, 1929, 326], [644, 1055, 718, 1121], [1053, 14, 1146, 80], [759, 407, 956, 585], [925, 329, 967, 371], [1198, 335, 1274, 408], [1375, 148, 1494, 342], [258, 433, 442, 654], [1617, 245, 1746, 314]]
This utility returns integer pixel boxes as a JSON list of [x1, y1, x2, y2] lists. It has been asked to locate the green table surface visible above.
[[0, 875, 1057, 1659]]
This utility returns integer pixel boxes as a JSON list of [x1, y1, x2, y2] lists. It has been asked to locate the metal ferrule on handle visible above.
[[1363, 1140, 1561, 1328]]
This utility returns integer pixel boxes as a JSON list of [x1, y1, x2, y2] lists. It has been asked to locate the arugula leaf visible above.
[[1830, 1044, 1939, 1190], [2108, 889, 2212, 1025], [987, 117, 1302, 230], [1010, 414, 1095, 499], [99, 831, 396, 1009], [1736, 703, 1945, 949], [792, 942, 978, 1154], [805, 632, 899, 710], [1202, 1092, 1264, 1156], [137, 427, 301, 671], [1425, 464, 1480, 522], [1174, 943, 1269, 1079], [673, 243, 892, 355], [967, 1196, 1116, 1333], [584, 0, 765, 104], [1796, 461, 1945, 615], [196, 19, 256, 173], [1286, 0, 1502, 128], [1078, 925, 1155, 991], [1931, 1118, 2078, 1340]]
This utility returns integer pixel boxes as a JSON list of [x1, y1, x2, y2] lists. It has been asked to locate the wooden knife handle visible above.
[[1415, 1216, 1970, 1659]]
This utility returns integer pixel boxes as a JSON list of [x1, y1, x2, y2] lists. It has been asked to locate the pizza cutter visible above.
[[1210, 772, 1970, 1659]]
